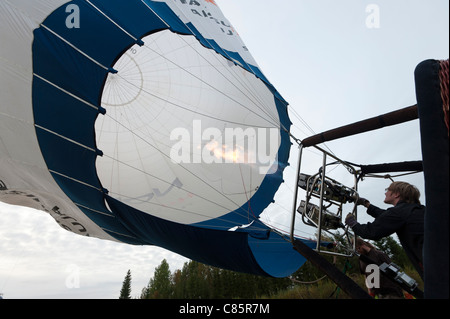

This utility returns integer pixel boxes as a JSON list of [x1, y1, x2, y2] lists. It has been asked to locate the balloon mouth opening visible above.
[[94, 30, 281, 225]]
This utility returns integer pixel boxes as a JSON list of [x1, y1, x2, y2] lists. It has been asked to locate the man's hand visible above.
[[345, 213, 358, 227], [356, 197, 370, 208]]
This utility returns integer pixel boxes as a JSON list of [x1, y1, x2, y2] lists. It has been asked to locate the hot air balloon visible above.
[[0, 0, 316, 278]]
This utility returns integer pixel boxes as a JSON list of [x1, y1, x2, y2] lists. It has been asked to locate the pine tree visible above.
[[142, 259, 173, 299], [171, 269, 183, 298], [140, 259, 296, 299], [119, 269, 132, 299], [373, 235, 413, 269]]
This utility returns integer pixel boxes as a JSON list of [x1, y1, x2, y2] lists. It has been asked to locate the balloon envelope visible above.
[[0, 0, 314, 277]]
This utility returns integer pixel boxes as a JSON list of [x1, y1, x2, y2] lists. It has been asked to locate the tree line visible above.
[[119, 235, 415, 299]]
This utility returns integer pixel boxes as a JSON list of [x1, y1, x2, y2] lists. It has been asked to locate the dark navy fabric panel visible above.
[[101, 228, 146, 246], [36, 129, 100, 188], [49, 172, 105, 213], [277, 99, 293, 165], [49, 174, 146, 245], [142, 0, 192, 35], [33, 76, 100, 150], [248, 231, 313, 278], [32, 27, 108, 106], [106, 196, 310, 277], [42, 0, 134, 67], [90, 0, 168, 40], [106, 196, 270, 276], [185, 22, 229, 58]]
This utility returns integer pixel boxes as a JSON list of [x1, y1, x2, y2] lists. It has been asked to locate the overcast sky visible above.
[[1, 0, 448, 299]]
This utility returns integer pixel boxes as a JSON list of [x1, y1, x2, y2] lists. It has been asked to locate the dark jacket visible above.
[[352, 201, 425, 278]]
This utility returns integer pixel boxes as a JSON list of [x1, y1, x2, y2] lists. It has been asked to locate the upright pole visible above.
[[316, 152, 327, 251], [290, 144, 304, 243]]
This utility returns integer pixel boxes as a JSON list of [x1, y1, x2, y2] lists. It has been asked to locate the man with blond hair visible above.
[[346, 182, 425, 279]]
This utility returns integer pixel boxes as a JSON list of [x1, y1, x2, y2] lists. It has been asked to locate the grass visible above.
[[262, 267, 423, 299], [265, 275, 365, 299]]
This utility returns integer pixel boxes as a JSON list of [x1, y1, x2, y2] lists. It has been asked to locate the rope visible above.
[[290, 275, 327, 285], [439, 59, 449, 136], [329, 258, 353, 299]]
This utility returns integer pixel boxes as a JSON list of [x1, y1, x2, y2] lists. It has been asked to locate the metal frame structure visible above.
[[290, 105, 421, 258], [290, 144, 359, 257]]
